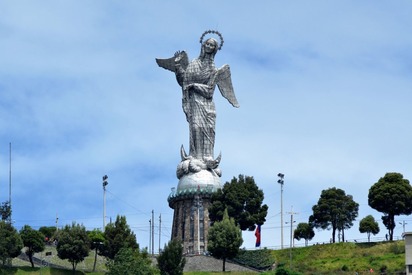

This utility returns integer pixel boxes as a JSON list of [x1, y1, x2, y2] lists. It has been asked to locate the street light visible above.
[[277, 173, 284, 249], [102, 175, 108, 229]]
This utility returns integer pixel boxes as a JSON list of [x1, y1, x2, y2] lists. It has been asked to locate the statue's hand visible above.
[[184, 83, 195, 91], [174, 51, 184, 63]]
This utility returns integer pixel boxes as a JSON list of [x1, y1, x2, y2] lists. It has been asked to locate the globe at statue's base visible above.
[[177, 170, 221, 192]]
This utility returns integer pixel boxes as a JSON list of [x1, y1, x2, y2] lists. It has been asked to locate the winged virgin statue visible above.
[[156, 31, 239, 179]]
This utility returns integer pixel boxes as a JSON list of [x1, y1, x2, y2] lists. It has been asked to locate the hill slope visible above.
[[269, 241, 405, 274], [7, 241, 407, 274]]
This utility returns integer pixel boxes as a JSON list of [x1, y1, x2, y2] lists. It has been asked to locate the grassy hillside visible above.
[[0, 241, 406, 274], [270, 241, 405, 274]]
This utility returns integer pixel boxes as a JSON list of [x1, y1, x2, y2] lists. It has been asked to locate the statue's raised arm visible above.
[[156, 30, 239, 180]]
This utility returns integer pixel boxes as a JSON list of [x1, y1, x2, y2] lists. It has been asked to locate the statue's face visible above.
[[204, 39, 217, 54]]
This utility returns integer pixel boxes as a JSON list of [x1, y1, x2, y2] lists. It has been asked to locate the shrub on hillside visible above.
[[389, 242, 405, 255], [157, 239, 186, 275], [274, 264, 303, 275], [234, 248, 275, 270], [106, 247, 157, 275]]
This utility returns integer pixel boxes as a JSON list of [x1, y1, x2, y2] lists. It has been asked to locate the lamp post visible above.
[[277, 173, 284, 249], [102, 175, 108, 230]]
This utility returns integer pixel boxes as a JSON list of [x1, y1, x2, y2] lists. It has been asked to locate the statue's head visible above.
[[199, 30, 224, 59], [200, 38, 218, 58]]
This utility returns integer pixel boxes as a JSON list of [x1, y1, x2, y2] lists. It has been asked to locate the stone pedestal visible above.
[[168, 170, 221, 255]]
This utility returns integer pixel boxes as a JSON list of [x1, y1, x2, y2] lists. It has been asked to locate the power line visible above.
[[106, 189, 150, 215]]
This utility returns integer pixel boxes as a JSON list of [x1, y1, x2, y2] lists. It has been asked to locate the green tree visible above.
[[157, 238, 186, 275], [0, 201, 11, 222], [102, 215, 138, 259], [19, 225, 45, 267], [336, 193, 359, 242], [0, 221, 23, 266], [56, 222, 90, 272], [88, 228, 105, 272], [368, 172, 412, 241], [208, 209, 243, 271], [209, 174, 268, 231], [106, 247, 157, 275], [359, 215, 380, 242], [293, 222, 315, 246], [309, 187, 359, 243]]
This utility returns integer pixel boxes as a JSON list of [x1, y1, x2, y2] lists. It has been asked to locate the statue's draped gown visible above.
[[182, 57, 217, 160]]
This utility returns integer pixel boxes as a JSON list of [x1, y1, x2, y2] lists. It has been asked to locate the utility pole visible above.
[[149, 219, 152, 254], [8, 142, 12, 224], [277, 173, 285, 249], [400, 221, 408, 235], [102, 175, 108, 230], [152, 210, 154, 255], [159, 214, 162, 254], [286, 206, 298, 270]]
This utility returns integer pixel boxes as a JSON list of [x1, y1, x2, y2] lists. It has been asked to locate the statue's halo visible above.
[[199, 30, 224, 50]]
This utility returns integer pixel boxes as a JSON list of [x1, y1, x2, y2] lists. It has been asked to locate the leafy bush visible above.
[[274, 265, 303, 275], [157, 239, 186, 275], [389, 242, 405, 254], [275, 267, 289, 275], [107, 247, 157, 275]]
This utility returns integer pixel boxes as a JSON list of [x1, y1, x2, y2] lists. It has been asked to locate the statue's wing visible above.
[[155, 51, 189, 73], [156, 56, 175, 72], [216, 64, 239, 108]]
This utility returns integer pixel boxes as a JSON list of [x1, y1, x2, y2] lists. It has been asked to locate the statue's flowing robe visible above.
[[156, 48, 238, 166], [181, 57, 217, 160]]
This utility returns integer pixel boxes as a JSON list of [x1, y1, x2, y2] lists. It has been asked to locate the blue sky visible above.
[[1, 1, 412, 251]]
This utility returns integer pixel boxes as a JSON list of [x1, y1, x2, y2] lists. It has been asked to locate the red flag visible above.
[[255, 224, 261, 247]]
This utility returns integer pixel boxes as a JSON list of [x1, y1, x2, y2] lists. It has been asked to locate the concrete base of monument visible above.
[[177, 169, 221, 192]]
